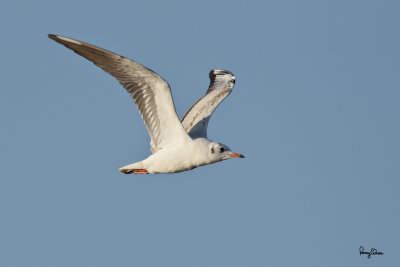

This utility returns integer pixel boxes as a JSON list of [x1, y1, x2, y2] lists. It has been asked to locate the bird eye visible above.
[[211, 147, 215, 153], [219, 147, 225, 153]]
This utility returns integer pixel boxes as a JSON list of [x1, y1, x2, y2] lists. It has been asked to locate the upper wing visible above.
[[49, 34, 190, 152], [181, 70, 235, 138]]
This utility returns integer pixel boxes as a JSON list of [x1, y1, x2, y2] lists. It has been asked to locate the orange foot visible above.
[[133, 169, 149, 174]]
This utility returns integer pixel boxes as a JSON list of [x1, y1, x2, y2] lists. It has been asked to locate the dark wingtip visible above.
[[209, 69, 234, 78], [48, 34, 57, 40], [208, 70, 235, 86]]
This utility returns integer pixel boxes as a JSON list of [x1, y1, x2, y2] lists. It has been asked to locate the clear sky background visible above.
[[1, 0, 399, 266]]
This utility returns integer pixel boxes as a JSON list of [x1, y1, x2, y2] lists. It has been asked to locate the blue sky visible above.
[[1, 0, 399, 266]]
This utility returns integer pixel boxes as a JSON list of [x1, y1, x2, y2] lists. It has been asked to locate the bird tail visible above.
[[119, 162, 147, 174]]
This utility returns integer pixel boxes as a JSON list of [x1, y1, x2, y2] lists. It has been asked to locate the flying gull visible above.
[[48, 34, 244, 174]]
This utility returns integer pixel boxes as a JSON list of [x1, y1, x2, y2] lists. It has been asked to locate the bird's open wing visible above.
[[49, 34, 190, 152], [181, 70, 235, 138]]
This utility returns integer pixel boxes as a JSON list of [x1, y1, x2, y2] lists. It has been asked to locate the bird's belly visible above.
[[146, 148, 206, 174]]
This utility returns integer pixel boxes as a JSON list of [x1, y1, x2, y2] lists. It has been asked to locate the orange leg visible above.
[[133, 169, 149, 174]]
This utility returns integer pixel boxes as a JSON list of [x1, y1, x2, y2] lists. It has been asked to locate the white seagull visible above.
[[49, 34, 244, 174]]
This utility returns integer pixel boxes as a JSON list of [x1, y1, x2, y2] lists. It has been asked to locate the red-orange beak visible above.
[[230, 153, 245, 158]]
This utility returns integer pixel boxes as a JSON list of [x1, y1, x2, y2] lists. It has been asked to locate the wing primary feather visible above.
[[49, 34, 190, 152], [181, 69, 236, 138]]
